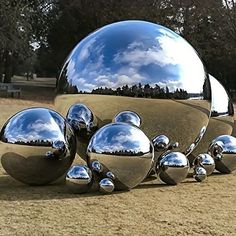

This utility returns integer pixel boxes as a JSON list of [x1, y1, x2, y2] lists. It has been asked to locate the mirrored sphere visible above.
[[208, 135, 236, 174], [152, 135, 170, 151], [188, 75, 234, 164], [66, 165, 93, 193], [56, 20, 211, 161], [87, 122, 154, 190], [193, 166, 207, 182], [194, 153, 215, 176], [113, 111, 141, 127], [0, 108, 76, 185], [66, 103, 98, 160], [99, 178, 115, 193], [157, 152, 190, 185]]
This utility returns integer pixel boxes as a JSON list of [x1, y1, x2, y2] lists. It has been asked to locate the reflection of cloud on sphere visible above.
[[58, 20, 207, 95]]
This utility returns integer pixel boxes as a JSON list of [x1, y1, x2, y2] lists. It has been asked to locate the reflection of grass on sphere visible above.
[[56, 94, 210, 156]]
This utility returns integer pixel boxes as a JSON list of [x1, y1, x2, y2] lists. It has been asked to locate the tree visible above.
[[0, 0, 57, 82]]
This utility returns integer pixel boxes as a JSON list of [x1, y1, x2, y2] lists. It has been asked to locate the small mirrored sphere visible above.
[[87, 122, 154, 190], [66, 103, 98, 160], [209, 135, 236, 174], [56, 20, 211, 161], [193, 166, 207, 182], [66, 165, 93, 193], [189, 75, 234, 164], [99, 178, 115, 193], [91, 160, 103, 173], [157, 152, 190, 185], [0, 107, 76, 185], [152, 135, 170, 152], [113, 111, 141, 127], [194, 153, 215, 175]]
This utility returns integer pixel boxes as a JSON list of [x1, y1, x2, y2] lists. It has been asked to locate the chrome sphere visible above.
[[113, 111, 141, 127], [189, 75, 234, 164], [87, 122, 154, 190], [66, 165, 93, 193], [99, 178, 115, 194], [66, 103, 98, 160], [193, 166, 207, 182], [157, 152, 190, 185], [56, 20, 211, 161], [194, 153, 215, 175], [209, 135, 236, 174], [0, 108, 76, 185], [152, 135, 170, 152]]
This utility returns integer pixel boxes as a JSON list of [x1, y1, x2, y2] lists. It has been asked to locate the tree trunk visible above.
[[4, 51, 13, 83]]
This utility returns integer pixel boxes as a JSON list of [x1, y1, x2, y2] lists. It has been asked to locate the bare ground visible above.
[[0, 77, 235, 236]]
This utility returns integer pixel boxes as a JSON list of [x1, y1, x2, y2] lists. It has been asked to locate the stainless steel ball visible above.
[[193, 166, 207, 182], [152, 135, 170, 152], [209, 135, 236, 174], [99, 178, 115, 193], [66, 165, 93, 193], [194, 153, 215, 175], [87, 122, 154, 190], [0, 107, 76, 185], [66, 103, 98, 160], [113, 111, 141, 127], [188, 75, 234, 164], [157, 152, 190, 185], [56, 20, 211, 161]]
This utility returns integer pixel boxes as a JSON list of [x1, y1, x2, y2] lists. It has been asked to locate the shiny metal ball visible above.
[[113, 111, 141, 127], [188, 75, 234, 164], [209, 135, 236, 174], [193, 166, 207, 182], [152, 135, 170, 152], [194, 153, 215, 175], [87, 122, 154, 190], [66, 103, 98, 161], [66, 103, 98, 133], [99, 178, 115, 194], [66, 165, 93, 193], [56, 20, 211, 161], [0, 107, 76, 185], [157, 152, 190, 185]]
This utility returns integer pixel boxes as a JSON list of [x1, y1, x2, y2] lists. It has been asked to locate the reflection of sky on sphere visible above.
[[67, 104, 92, 125], [88, 123, 151, 155], [162, 153, 188, 166], [3, 108, 65, 144], [67, 166, 90, 179], [63, 20, 206, 93], [209, 75, 230, 114]]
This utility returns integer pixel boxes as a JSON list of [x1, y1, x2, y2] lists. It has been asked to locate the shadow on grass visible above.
[[0, 174, 128, 201]]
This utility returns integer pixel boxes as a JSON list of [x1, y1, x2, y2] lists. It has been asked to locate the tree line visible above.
[[0, 0, 235, 93]]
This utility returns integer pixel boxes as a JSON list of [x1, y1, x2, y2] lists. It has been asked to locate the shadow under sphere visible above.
[[55, 20, 211, 161]]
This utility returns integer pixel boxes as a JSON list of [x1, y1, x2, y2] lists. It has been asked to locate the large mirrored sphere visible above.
[[208, 135, 236, 174], [188, 75, 234, 164], [0, 108, 76, 185], [56, 20, 211, 161], [158, 152, 190, 185], [87, 122, 154, 190]]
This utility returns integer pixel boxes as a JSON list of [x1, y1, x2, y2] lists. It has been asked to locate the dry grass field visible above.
[[0, 77, 236, 235]]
